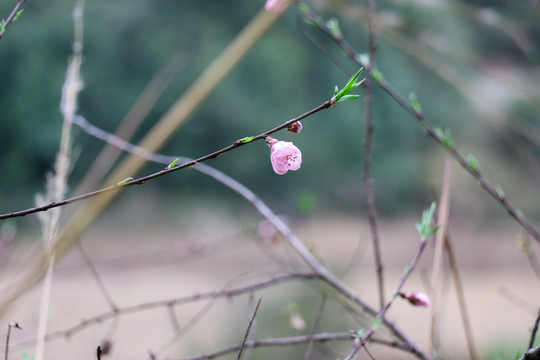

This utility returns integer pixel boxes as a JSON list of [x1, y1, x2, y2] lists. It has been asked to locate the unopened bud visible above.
[[287, 121, 303, 134], [400, 292, 430, 307]]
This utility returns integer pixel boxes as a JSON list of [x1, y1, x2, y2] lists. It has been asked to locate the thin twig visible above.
[[167, 305, 181, 333], [303, 293, 327, 360], [528, 308, 540, 350], [0, 0, 26, 39], [4, 322, 21, 360], [363, 0, 385, 310], [173, 332, 415, 360], [444, 230, 478, 360], [429, 159, 451, 353], [76, 241, 117, 311], [237, 298, 262, 360]]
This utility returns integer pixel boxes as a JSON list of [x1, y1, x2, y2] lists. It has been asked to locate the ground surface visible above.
[[1, 206, 539, 360]]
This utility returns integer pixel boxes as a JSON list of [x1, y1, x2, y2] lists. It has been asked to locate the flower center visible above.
[[284, 154, 297, 166]]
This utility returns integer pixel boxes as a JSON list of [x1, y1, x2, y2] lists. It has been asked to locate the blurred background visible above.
[[1, 0, 540, 359]]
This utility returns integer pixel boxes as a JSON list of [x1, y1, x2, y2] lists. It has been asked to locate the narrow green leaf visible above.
[[426, 225, 441, 237], [336, 94, 361, 103], [467, 154, 479, 171], [117, 177, 134, 185], [333, 68, 364, 102], [14, 9, 24, 20], [326, 18, 342, 38], [371, 69, 384, 83], [239, 136, 254, 144], [333, 86, 339, 97], [166, 158, 179, 170], [409, 92, 423, 113], [344, 69, 362, 90], [417, 202, 437, 237]]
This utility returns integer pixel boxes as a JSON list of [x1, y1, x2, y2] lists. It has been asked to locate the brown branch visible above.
[[173, 332, 417, 360], [303, 293, 326, 360], [363, 0, 385, 310], [76, 241, 117, 311], [237, 298, 262, 360], [529, 308, 540, 351], [0, 0, 26, 40], [444, 230, 478, 360], [0, 101, 331, 220], [4, 322, 22, 360]]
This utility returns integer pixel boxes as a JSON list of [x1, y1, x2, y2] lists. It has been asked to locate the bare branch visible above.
[[303, 293, 326, 360], [529, 308, 540, 351], [363, 0, 385, 310], [4, 322, 22, 360], [173, 332, 416, 360], [237, 298, 262, 360]]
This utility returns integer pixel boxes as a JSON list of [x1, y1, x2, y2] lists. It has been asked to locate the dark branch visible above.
[[0, 101, 331, 220]]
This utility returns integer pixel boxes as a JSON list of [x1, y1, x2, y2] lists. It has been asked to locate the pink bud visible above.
[[401, 292, 431, 307], [264, 0, 289, 13], [269, 139, 302, 175], [287, 121, 302, 134]]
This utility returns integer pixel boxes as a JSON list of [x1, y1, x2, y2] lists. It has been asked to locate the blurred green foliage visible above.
[[0, 0, 539, 220]]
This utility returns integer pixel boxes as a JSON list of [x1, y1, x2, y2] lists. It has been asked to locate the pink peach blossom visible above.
[[265, 0, 289, 13], [268, 138, 302, 175]]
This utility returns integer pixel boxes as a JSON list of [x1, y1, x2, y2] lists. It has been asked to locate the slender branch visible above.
[[303, 293, 326, 360], [237, 298, 262, 360], [0, 100, 331, 220], [528, 308, 540, 350], [0, 0, 26, 40], [167, 305, 181, 333], [429, 160, 451, 353], [76, 241, 117, 311], [173, 332, 416, 360], [363, 0, 384, 310], [4, 322, 21, 360], [444, 231, 478, 360], [301, 4, 540, 244]]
